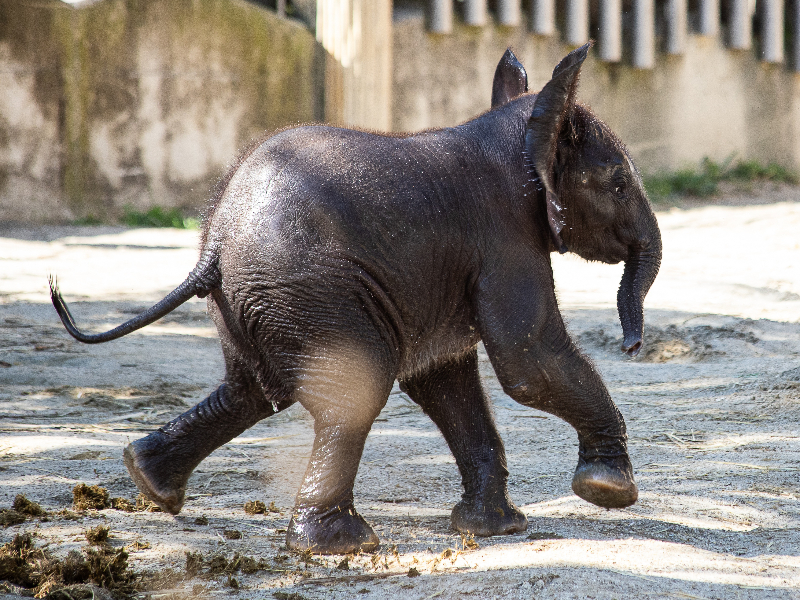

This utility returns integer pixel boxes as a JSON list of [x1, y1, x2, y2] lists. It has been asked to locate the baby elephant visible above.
[[51, 43, 661, 554]]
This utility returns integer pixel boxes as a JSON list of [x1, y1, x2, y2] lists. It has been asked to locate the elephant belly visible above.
[[397, 326, 481, 380]]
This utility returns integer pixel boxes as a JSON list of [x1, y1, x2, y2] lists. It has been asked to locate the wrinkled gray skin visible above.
[[51, 44, 662, 555]]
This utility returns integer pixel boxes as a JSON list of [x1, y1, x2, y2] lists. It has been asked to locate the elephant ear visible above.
[[524, 42, 592, 254], [491, 49, 528, 108]]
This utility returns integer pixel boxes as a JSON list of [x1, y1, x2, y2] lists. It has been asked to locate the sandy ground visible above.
[[1, 184, 799, 599]]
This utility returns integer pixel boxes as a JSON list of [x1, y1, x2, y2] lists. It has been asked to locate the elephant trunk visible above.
[[617, 218, 662, 357]]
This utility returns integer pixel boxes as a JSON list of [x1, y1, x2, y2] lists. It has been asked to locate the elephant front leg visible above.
[[571, 422, 637, 509], [476, 260, 638, 510], [124, 381, 292, 514], [400, 349, 527, 537], [489, 340, 637, 509]]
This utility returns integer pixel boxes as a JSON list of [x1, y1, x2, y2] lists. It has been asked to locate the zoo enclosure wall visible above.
[[0, 0, 798, 224], [394, 0, 800, 179]]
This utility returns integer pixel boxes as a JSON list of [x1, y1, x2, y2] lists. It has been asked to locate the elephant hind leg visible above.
[[124, 376, 292, 514], [400, 348, 527, 537], [124, 292, 296, 514]]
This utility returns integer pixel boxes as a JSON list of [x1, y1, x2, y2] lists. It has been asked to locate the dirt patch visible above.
[[575, 321, 764, 363], [2, 197, 800, 599]]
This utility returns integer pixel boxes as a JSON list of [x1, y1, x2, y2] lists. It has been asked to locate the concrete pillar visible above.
[[317, 0, 392, 130], [666, 0, 687, 54], [531, 0, 555, 35], [761, 0, 784, 62], [794, 0, 800, 71], [698, 0, 719, 36], [463, 0, 487, 26], [729, 0, 752, 49], [566, 0, 589, 45], [633, 0, 655, 68], [599, 0, 622, 62], [428, 0, 452, 33], [497, 0, 521, 26]]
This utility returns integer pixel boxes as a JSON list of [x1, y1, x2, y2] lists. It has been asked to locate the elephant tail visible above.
[[49, 250, 221, 344]]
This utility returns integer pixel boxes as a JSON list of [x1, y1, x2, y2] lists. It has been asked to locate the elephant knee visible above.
[[496, 364, 552, 408], [321, 396, 387, 430], [500, 380, 541, 406]]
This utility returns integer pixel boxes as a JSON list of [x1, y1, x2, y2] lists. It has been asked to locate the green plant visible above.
[[644, 157, 725, 200], [644, 156, 798, 202], [727, 160, 799, 183], [121, 206, 199, 229]]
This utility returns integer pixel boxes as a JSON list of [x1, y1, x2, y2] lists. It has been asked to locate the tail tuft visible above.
[[50, 252, 220, 344], [49, 274, 81, 338]]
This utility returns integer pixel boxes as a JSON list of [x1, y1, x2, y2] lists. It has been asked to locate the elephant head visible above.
[[523, 43, 662, 357]]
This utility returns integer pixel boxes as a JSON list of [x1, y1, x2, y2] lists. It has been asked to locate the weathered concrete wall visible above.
[[3, 1, 799, 225], [0, 0, 328, 223], [392, 11, 800, 174]]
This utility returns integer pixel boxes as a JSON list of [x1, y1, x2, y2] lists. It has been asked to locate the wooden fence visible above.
[[425, 0, 797, 70]]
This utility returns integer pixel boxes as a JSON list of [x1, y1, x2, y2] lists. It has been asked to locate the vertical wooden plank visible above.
[[497, 0, 521, 26], [317, 0, 392, 131], [761, 0, 784, 62], [794, 0, 800, 70], [464, 0, 487, 26], [699, 0, 719, 35], [666, 0, 687, 54], [729, 0, 752, 49]]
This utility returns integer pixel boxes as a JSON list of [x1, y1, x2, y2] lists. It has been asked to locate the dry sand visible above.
[[1, 185, 799, 599]]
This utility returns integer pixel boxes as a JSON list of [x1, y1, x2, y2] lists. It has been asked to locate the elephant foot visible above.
[[287, 504, 379, 555], [123, 432, 194, 515], [451, 492, 528, 537], [571, 454, 638, 509]]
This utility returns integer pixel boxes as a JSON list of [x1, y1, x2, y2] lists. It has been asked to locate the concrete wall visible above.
[[392, 11, 800, 174], [0, 0, 329, 223]]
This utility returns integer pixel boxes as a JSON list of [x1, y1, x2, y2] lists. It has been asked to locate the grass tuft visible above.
[[72, 484, 110, 511], [727, 160, 799, 183], [121, 206, 199, 229]]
